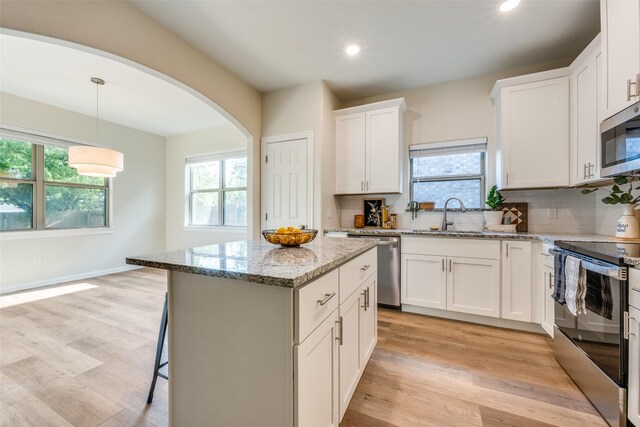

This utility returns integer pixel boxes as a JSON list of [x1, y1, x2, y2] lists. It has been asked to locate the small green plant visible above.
[[486, 185, 505, 211], [581, 176, 640, 205]]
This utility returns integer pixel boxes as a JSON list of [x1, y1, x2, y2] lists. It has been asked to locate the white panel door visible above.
[[500, 77, 569, 189], [338, 289, 361, 420], [571, 48, 600, 185], [501, 241, 532, 322], [628, 306, 640, 427], [601, 0, 640, 119], [295, 310, 339, 427], [359, 275, 377, 367], [366, 107, 401, 193], [335, 113, 366, 194], [447, 257, 501, 318], [264, 138, 308, 230], [401, 254, 447, 310]]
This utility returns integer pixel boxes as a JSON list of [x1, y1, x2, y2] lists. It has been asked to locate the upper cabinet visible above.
[[334, 98, 406, 195], [570, 35, 605, 186], [601, 0, 640, 120], [492, 70, 570, 190]]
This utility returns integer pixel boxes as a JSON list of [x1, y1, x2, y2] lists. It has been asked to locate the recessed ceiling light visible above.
[[499, 0, 520, 12], [345, 43, 361, 57]]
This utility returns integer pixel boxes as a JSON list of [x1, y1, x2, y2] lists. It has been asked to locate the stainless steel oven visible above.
[[552, 242, 630, 427], [601, 101, 640, 177]]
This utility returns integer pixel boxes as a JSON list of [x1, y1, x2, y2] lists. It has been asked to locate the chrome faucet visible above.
[[441, 197, 466, 231]]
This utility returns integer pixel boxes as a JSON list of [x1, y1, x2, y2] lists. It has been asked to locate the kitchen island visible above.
[[127, 237, 378, 427]]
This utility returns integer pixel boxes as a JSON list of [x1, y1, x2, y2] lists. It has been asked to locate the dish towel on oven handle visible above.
[[553, 252, 567, 304], [564, 255, 587, 316]]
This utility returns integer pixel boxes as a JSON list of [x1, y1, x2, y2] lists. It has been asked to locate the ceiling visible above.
[[132, 0, 600, 101], [0, 34, 229, 137]]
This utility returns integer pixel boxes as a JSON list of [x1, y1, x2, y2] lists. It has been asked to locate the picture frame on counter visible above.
[[363, 198, 385, 227]]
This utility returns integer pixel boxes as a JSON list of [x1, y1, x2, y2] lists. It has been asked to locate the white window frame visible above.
[[0, 126, 113, 235], [185, 150, 247, 229], [409, 138, 487, 209]]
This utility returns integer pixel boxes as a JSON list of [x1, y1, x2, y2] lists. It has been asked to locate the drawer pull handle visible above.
[[633, 287, 640, 293], [336, 317, 343, 345], [317, 292, 336, 306], [361, 265, 371, 271]]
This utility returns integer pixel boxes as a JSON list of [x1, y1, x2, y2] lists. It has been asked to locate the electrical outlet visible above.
[[32, 258, 42, 268], [326, 208, 333, 219], [547, 208, 558, 219]]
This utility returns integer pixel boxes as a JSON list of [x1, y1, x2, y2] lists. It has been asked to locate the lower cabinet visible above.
[[501, 241, 532, 322], [401, 254, 447, 309], [540, 263, 555, 337], [295, 310, 340, 427], [629, 306, 640, 427], [338, 275, 377, 420], [448, 257, 501, 318]]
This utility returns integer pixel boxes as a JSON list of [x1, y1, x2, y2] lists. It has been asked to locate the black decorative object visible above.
[[363, 198, 385, 227]]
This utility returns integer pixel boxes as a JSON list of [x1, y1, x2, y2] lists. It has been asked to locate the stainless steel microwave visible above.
[[601, 101, 640, 177]]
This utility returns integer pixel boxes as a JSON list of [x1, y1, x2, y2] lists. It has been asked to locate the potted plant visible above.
[[581, 176, 640, 239], [484, 185, 505, 226]]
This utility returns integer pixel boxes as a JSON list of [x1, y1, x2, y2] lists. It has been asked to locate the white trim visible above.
[[490, 67, 570, 100], [333, 97, 407, 116], [0, 264, 140, 295], [183, 226, 247, 234], [261, 131, 314, 230], [0, 227, 116, 241], [569, 33, 601, 74]]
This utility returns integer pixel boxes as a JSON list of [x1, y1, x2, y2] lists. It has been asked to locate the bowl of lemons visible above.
[[262, 227, 318, 247]]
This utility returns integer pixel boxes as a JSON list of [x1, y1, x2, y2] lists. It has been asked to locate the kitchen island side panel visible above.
[[168, 271, 294, 427]]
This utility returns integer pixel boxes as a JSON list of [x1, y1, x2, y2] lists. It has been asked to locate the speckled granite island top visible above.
[[126, 237, 377, 288]]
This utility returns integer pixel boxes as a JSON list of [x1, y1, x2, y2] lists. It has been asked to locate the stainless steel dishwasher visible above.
[[347, 234, 401, 308]]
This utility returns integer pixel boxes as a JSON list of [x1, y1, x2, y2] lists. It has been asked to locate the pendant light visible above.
[[68, 77, 124, 178]]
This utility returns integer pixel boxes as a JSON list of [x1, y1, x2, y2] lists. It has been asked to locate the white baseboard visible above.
[[0, 265, 142, 295], [401, 304, 546, 334]]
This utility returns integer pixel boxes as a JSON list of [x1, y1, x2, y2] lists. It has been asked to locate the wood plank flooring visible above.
[[0, 268, 606, 426]]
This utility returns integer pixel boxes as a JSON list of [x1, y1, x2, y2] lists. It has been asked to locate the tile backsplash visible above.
[[336, 188, 625, 235]]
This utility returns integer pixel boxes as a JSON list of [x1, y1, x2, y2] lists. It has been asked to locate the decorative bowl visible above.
[[262, 229, 318, 247]]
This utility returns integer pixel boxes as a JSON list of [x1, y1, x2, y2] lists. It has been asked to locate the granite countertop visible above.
[[324, 228, 632, 245], [126, 237, 377, 288]]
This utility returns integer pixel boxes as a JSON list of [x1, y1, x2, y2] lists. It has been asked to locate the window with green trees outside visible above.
[[0, 137, 109, 232]]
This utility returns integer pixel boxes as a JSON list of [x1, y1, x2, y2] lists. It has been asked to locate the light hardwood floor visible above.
[[0, 268, 606, 426]]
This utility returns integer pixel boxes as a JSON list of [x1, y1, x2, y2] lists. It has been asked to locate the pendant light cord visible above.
[[96, 79, 99, 145]]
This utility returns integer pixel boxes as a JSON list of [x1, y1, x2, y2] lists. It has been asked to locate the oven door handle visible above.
[[549, 248, 623, 279]]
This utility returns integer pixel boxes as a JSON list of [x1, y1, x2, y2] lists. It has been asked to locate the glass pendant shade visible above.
[[68, 146, 124, 177]]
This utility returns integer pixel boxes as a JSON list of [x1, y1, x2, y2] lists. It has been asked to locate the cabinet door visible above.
[[335, 113, 366, 194], [500, 77, 569, 189], [628, 306, 640, 427], [601, 0, 640, 119], [401, 254, 447, 309], [338, 290, 361, 420], [365, 107, 402, 193], [571, 47, 601, 185], [501, 242, 532, 322], [540, 264, 555, 337], [359, 275, 377, 368], [296, 310, 339, 427], [447, 257, 501, 318]]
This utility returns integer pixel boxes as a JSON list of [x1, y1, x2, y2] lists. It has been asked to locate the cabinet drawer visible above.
[[630, 268, 640, 310], [296, 269, 339, 343], [339, 248, 377, 304], [402, 237, 500, 260]]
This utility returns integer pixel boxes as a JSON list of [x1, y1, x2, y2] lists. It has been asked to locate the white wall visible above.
[[0, 92, 166, 292], [261, 81, 340, 230], [165, 125, 247, 250]]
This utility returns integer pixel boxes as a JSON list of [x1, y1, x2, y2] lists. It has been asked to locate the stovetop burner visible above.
[[556, 241, 640, 265]]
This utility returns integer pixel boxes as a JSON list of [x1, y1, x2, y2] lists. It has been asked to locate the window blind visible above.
[[186, 150, 247, 164], [409, 137, 487, 158], [0, 126, 86, 148]]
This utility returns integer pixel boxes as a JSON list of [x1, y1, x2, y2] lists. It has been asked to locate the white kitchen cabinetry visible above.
[[492, 72, 570, 189], [539, 244, 555, 337], [501, 241, 532, 322], [338, 286, 361, 420], [359, 275, 377, 366], [628, 305, 640, 427], [401, 254, 447, 310], [401, 237, 501, 318], [334, 98, 406, 195], [570, 35, 604, 186], [296, 310, 340, 427], [601, 0, 640, 120], [448, 256, 501, 318]]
